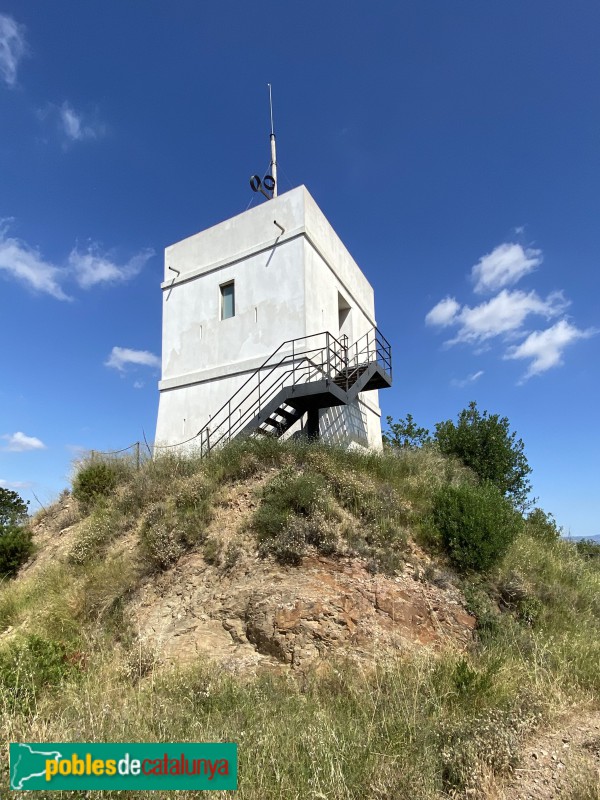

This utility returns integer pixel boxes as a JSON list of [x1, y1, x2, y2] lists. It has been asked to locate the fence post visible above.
[[136, 441, 140, 471]]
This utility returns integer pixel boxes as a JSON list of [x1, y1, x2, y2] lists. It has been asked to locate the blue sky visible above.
[[0, 2, 598, 536]]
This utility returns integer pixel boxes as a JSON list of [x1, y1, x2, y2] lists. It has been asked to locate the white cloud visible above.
[[0, 220, 71, 300], [425, 296, 460, 327], [451, 370, 484, 388], [448, 289, 568, 345], [133, 381, 145, 389], [59, 101, 106, 142], [428, 235, 594, 380], [0, 13, 26, 87], [2, 431, 46, 452], [69, 245, 154, 289], [504, 319, 597, 379], [105, 347, 161, 372], [0, 222, 153, 298], [0, 478, 32, 489], [472, 243, 542, 294]]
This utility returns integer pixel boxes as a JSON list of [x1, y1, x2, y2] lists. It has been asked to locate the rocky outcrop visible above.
[[26, 479, 476, 675], [131, 484, 475, 673]]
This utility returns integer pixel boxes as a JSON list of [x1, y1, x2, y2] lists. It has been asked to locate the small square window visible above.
[[220, 281, 235, 320]]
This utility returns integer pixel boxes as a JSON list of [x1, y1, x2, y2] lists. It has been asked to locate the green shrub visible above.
[[432, 482, 522, 572], [72, 461, 125, 511], [438, 707, 532, 794], [575, 538, 600, 560], [434, 401, 532, 508], [0, 526, 33, 577], [254, 468, 328, 536], [223, 541, 241, 570], [253, 469, 338, 565], [135, 472, 215, 572], [0, 634, 78, 712], [524, 507, 562, 543], [258, 523, 306, 565], [205, 436, 286, 483]]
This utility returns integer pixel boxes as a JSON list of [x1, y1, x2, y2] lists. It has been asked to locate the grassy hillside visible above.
[[1, 438, 599, 799]]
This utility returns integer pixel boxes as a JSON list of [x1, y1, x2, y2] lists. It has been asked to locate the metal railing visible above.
[[149, 326, 391, 455], [195, 330, 350, 455], [351, 327, 392, 375], [192, 326, 391, 455]]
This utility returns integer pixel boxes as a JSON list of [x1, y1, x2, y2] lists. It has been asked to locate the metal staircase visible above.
[[194, 328, 392, 455]]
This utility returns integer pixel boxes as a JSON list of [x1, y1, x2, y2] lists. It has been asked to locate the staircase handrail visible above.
[[203, 355, 331, 452], [188, 326, 390, 455], [349, 327, 392, 378], [196, 330, 348, 449]]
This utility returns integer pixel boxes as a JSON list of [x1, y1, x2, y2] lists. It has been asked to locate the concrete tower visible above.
[[155, 185, 392, 453]]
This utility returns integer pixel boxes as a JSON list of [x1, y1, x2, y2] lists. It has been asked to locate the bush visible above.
[[72, 461, 124, 511], [140, 487, 213, 571], [253, 468, 328, 538], [432, 482, 522, 572], [0, 633, 77, 712], [524, 508, 562, 543], [0, 487, 32, 577], [139, 503, 186, 570], [254, 468, 339, 565], [575, 538, 600, 560], [0, 526, 33, 577], [434, 401, 532, 508], [202, 536, 222, 565], [68, 504, 126, 565]]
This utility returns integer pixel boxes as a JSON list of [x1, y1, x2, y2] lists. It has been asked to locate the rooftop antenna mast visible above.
[[268, 83, 277, 198], [249, 84, 278, 200]]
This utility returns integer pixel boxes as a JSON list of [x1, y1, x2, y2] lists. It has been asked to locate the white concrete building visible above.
[[155, 185, 391, 453]]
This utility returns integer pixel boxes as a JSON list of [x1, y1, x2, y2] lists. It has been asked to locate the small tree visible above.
[[0, 487, 28, 528], [0, 487, 32, 578], [434, 401, 532, 508], [383, 414, 431, 449]]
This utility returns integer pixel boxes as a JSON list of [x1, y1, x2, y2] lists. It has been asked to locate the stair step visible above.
[[263, 417, 282, 428], [278, 408, 299, 423], [334, 365, 370, 386]]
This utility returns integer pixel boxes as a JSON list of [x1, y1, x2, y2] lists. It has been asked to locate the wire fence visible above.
[[88, 435, 204, 470], [90, 441, 143, 470]]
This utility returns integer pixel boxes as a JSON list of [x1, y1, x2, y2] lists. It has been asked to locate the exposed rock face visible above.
[[25, 478, 476, 674], [131, 484, 475, 673]]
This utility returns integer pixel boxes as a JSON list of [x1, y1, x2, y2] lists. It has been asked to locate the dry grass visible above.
[[0, 439, 598, 799]]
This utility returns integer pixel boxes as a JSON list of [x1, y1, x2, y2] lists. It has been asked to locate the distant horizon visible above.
[[562, 533, 600, 542]]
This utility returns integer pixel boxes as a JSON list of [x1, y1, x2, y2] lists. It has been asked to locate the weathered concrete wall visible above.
[[160, 237, 306, 383]]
